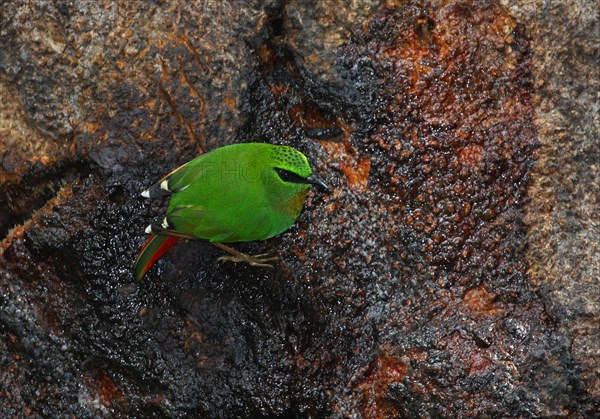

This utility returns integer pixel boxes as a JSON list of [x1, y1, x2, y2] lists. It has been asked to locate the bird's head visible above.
[[267, 146, 329, 196]]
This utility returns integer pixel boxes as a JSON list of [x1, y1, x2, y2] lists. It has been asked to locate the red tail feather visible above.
[[135, 234, 180, 280]]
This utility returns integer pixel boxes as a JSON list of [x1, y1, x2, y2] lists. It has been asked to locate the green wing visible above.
[[166, 205, 207, 233], [164, 204, 236, 242], [141, 156, 208, 198]]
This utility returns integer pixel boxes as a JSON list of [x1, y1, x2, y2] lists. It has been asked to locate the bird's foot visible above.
[[213, 243, 279, 268], [217, 253, 279, 268]]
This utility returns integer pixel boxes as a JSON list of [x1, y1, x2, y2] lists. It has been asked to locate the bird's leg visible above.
[[213, 243, 279, 268]]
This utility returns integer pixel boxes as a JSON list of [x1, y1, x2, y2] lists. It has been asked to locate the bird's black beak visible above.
[[306, 174, 329, 191]]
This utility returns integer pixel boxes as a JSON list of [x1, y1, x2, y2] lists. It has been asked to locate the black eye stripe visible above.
[[275, 168, 308, 184]]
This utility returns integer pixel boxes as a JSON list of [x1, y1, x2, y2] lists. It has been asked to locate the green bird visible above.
[[135, 142, 328, 280]]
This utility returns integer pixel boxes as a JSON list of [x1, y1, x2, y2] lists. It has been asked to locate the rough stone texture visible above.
[[0, 0, 597, 417], [502, 0, 600, 401]]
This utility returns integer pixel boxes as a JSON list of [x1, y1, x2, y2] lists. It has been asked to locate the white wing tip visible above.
[[141, 190, 150, 198], [144, 225, 153, 234]]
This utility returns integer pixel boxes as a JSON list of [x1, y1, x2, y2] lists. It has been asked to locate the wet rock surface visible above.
[[0, 1, 596, 417]]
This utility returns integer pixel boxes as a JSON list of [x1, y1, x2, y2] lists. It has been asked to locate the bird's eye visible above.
[[275, 168, 307, 184]]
